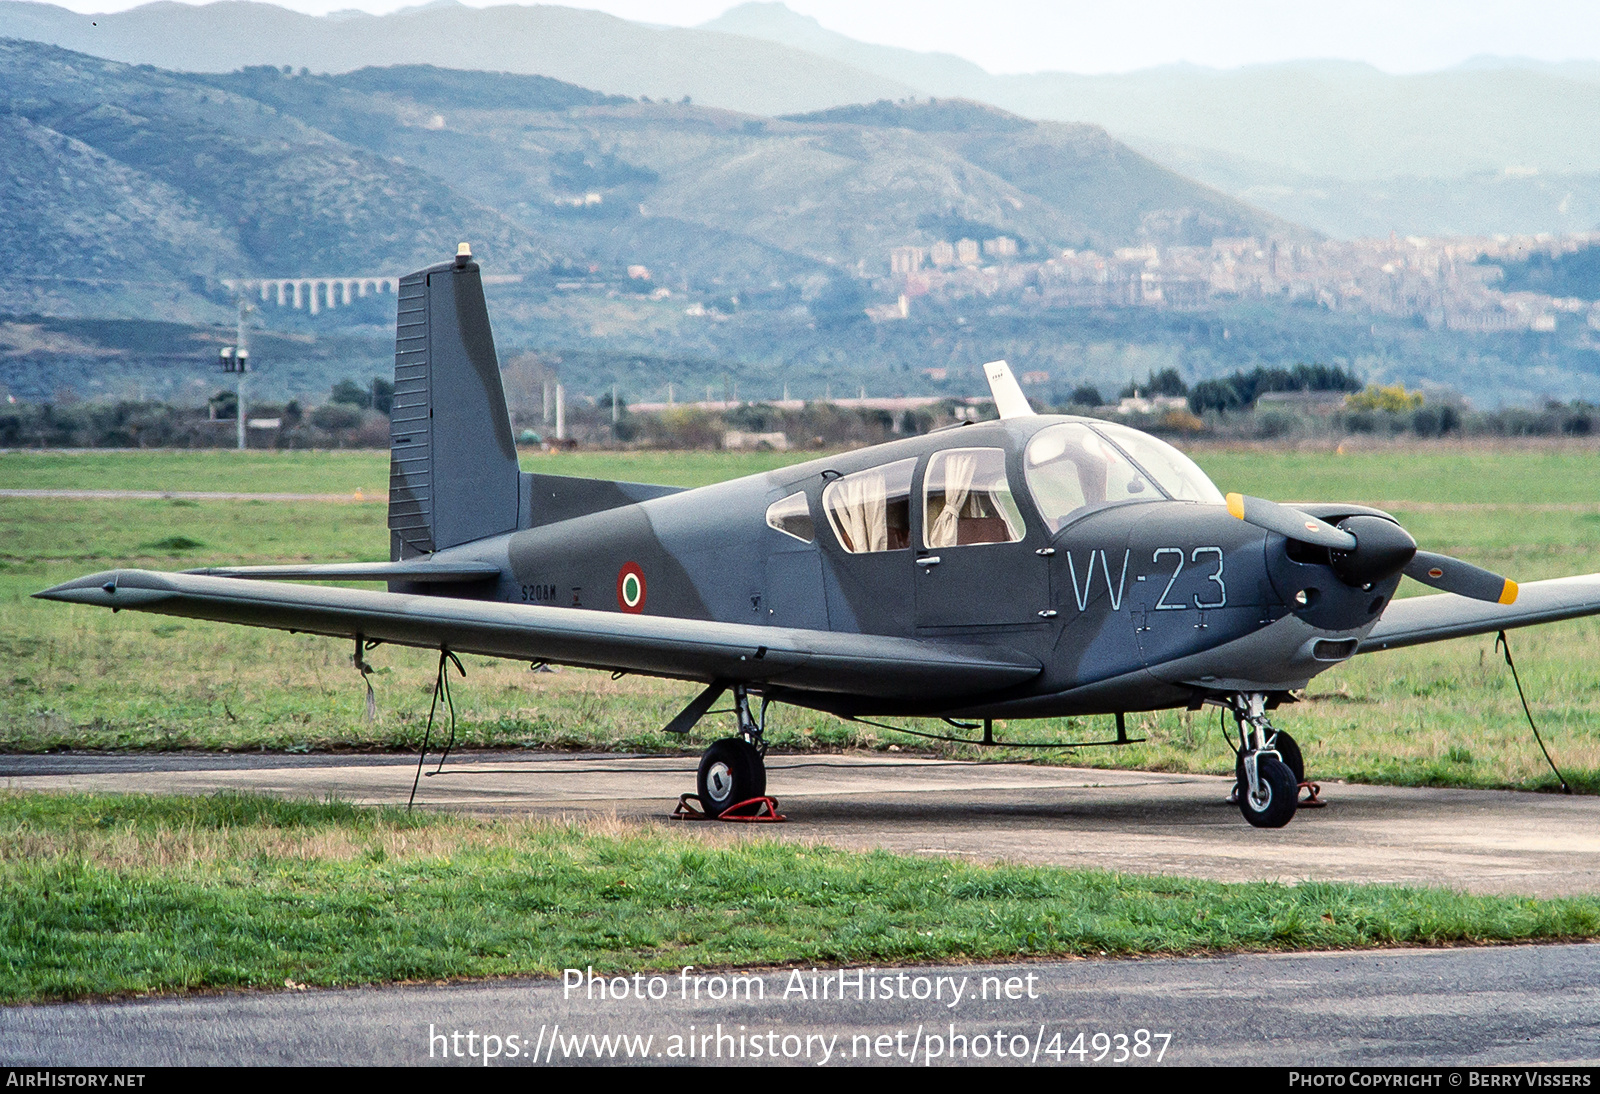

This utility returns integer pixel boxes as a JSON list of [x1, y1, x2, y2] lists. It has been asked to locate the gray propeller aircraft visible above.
[[36, 247, 1600, 827]]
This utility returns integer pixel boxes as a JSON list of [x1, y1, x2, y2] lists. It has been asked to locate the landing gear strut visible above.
[[1228, 693, 1299, 828], [695, 685, 768, 817]]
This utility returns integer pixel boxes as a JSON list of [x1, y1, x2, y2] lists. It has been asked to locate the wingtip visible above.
[[33, 573, 115, 604], [31, 570, 171, 607]]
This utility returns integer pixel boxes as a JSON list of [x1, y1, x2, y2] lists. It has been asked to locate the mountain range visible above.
[[0, 36, 1323, 404], [0, 35, 1291, 323], [0, 5, 1597, 409], [4, 0, 1595, 237]]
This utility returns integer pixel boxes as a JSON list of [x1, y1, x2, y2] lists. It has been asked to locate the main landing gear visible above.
[[1227, 693, 1306, 829], [695, 686, 768, 817]]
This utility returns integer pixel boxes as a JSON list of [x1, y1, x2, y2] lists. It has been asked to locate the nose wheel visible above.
[[693, 686, 768, 817], [1228, 693, 1301, 828], [697, 737, 766, 816]]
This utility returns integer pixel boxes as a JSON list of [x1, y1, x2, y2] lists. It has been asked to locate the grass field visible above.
[[3, 442, 1600, 793], [8, 792, 1600, 1003]]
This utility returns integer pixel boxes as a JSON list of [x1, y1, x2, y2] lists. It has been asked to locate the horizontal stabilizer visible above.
[[185, 561, 502, 583], [35, 570, 1041, 702]]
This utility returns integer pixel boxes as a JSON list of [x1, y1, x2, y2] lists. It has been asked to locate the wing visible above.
[[35, 569, 1041, 702], [1358, 573, 1600, 653]]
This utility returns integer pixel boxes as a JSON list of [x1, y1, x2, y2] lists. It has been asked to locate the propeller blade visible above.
[[1403, 551, 1518, 604], [1225, 493, 1357, 551]]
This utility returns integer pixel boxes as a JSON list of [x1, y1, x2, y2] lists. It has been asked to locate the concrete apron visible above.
[[5, 751, 1600, 897]]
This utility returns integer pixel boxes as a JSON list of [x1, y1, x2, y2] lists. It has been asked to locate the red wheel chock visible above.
[[1228, 781, 1327, 808], [672, 794, 787, 822]]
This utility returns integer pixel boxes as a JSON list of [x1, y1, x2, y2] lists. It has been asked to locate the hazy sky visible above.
[[45, 0, 1600, 74]]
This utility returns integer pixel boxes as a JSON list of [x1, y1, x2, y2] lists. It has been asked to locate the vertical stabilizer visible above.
[[388, 247, 521, 560], [983, 360, 1036, 419]]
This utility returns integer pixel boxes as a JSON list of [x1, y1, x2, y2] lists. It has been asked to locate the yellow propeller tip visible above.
[[1499, 580, 1519, 606], [1226, 493, 1245, 520]]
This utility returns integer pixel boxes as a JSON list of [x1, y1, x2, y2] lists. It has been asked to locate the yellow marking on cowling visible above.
[[1226, 493, 1245, 520], [1499, 580, 1519, 605]]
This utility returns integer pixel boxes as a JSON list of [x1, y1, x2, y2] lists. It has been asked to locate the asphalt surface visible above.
[[10, 753, 1600, 1066], [5, 945, 1599, 1066], [6, 750, 1600, 896]]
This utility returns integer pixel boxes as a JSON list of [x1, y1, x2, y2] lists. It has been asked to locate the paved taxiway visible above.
[[7, 750, 1599, 896], [5, 945, 1599, 1065]]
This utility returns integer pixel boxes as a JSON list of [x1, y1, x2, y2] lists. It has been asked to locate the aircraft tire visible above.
[[1234, 730, 1305, 790], [697, 737, 766, 817], [1237, 754, 1298, 828]]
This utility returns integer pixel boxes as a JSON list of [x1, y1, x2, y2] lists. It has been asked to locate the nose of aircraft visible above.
[[1227, 493, 1516, 605], [1328, 514, 1416, 588]]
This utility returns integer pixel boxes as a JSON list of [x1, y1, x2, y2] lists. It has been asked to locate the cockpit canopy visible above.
[[1024, 421, 1224, 533]]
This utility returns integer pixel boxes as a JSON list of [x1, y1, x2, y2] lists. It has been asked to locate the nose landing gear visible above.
[[694, 686, 769, 817], [1228, 693, 1302, 828]]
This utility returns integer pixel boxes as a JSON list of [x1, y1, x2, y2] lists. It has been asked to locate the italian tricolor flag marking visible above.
[[617, 562, 646, 613]]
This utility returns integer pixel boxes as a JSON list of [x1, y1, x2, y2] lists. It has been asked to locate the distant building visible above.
[[1256, 392, 1346, 417], [890, 246, 925, 274], [930, 241, 957, 267], [627, 265, 651, 280], [1021, 370, 1050, 385], [864, 294, 910, 322], [956, 238, 981, 265], [724, 430, 791, 451], [983, 236, 1018, 259], [1116, 395, 1188, 416]]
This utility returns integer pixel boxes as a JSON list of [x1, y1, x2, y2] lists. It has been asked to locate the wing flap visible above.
[[1359, 573, 1600, 653], [185, 561, 502, 583], [36, 570, 1040, 702]]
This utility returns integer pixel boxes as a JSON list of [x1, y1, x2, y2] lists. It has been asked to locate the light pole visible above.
[[219, 296, 251, 450]]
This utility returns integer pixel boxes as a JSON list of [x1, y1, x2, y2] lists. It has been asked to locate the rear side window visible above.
[[765, 491, 814, 542], [924, 447, 1024, 548], [823, 458, 916, 552]]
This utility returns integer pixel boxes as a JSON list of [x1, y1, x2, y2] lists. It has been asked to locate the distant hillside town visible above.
[[880, 232, 1600, 336]]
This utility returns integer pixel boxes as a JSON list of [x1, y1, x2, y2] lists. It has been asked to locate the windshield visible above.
[[1023, 423, 1157, 533], [1091, 422, 1225, 505]]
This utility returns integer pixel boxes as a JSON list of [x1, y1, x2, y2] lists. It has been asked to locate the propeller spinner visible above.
[[1224, 493, 1517, 605]]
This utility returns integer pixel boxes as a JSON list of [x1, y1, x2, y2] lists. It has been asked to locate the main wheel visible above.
[[697, 737, 766, 817], [1237, 753, 1298, 828], [1235, 729, 1305, 790]]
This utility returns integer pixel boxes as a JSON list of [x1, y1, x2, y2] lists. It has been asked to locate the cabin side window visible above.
[[765, 491, 815, 543], [822, 458, 917, 553], [923, 447, 1025, 548]]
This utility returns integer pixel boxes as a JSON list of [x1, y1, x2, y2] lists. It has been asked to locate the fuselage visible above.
[[427, 415, 1398, 718]]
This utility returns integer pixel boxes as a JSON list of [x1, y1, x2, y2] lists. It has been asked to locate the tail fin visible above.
[[388, 246, 521, 560]]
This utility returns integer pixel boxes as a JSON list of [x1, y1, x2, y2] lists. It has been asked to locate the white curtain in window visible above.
[[833, 470, 887, 552], [927, 452, 977, 548]]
